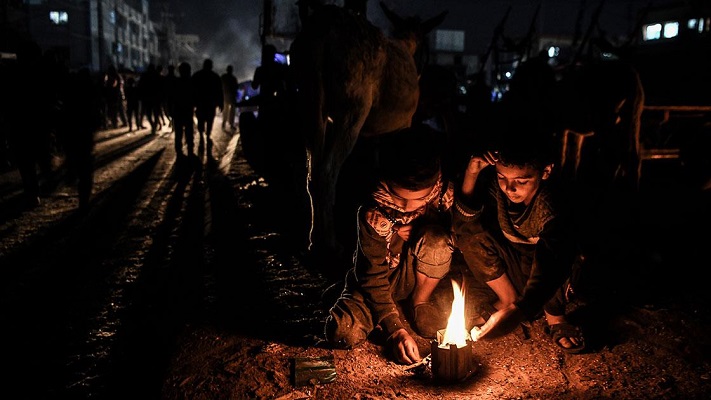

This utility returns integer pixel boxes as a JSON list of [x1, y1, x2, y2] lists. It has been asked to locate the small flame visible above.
[[440, 279, 472, 348]]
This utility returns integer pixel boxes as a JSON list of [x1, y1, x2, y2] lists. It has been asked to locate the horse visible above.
[[289, 1, 447, 260]]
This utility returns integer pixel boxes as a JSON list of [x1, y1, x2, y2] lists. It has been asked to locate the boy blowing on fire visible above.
[[323, 124, 456, 364], [457, 121, 585, 353]]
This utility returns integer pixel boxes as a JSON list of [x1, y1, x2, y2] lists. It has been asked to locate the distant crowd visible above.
[[0, 38, 241, 208]]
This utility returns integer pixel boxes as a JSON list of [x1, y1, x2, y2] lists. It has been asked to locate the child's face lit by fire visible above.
[[495, 163, 551, 206]]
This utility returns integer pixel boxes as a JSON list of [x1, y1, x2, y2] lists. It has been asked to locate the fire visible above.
[[431, 279, 478, 382], [439, 279, 473, 348]]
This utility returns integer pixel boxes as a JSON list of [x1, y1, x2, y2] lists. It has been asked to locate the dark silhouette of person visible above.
[[57, 67, 102, 210], [155, 64, 168, 129], [251, 45, 295, 179], [171, 62, 196, 160], [138, 63, 162, 134], [4, 39, 55, 206], [251, 45, 289, 115], [251, 44, 291, 141], [163, 64, 178, 132], [221, 65, 239, 130], [102, 65, 127, 129], [124, 74, 144, 131], [191, 58, 223, 146]]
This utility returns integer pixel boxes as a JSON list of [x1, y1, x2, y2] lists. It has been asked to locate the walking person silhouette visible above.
[[124, 74, 144, 131], [3, 39, 55, 207], [138, 64, 162, 134], [171, 62, 197, 161], [163, 65, 178, 133], [57, 67, 102, 211], [102, 65, 127, 129], [191, 58, 222, 149], [221, 65, 239, 130]]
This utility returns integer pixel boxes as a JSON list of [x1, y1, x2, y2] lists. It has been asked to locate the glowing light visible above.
[[644, 23, 662, 40], [440, 279, 471, 348], [663, 21, 679, 38], [688, 18, 698, 30], [49, 11, 68, 25]]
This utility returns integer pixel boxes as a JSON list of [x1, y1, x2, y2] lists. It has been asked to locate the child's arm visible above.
[[461, 151, 498, 198], [452, 151, 497, 236], [355, 208, 406, 339]]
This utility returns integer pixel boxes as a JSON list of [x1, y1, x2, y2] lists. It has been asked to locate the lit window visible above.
[[49, 11, 68, 25], [643, 23, 662, 40], [110, 10, 116, 24], [663, 21, 679, 38], [547, 46, 559, 58], [688, 18, 697, 30]]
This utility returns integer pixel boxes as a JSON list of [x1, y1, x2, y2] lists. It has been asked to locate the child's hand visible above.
[[467, 151, 498, 175], [388, 328, 421, 365], [394, 223, 412, 241]]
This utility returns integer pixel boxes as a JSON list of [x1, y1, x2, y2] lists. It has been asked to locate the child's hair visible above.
[[494, 118, 557, 172], [378, 123, 442, 191]]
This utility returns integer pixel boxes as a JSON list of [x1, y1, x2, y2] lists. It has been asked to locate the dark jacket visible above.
[[354, 177, 455, 336]]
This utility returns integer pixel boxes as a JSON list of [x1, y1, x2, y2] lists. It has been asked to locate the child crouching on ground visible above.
[[323, 124, 455, 365], [455, 120, 585, 354]]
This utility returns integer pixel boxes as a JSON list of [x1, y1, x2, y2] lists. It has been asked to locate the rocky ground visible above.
[[1, 120, 710, 399]]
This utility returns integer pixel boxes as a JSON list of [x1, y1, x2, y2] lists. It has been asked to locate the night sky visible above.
[[172, 0, 678, 83]]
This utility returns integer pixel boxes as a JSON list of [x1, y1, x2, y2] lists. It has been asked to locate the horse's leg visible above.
[[310, 97, 371, 260], [292, 41, 329, 253]]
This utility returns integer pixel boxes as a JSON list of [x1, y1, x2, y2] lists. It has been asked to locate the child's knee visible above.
[[413, 225, 454, 278]]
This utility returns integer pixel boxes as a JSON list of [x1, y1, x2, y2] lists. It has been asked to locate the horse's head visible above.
[[379, 1, 447, 72]]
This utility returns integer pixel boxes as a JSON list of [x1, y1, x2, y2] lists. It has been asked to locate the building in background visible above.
[[633, 0, 710, 105], [174, 33, 200, 70], [2, 0, 188, 73]]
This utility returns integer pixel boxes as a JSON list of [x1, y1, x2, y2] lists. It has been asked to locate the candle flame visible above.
[[440, 279, 472, 348]]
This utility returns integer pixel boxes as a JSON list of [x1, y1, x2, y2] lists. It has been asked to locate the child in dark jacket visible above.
[[455, 121, 585, 354], [324, 124, 456, 365]]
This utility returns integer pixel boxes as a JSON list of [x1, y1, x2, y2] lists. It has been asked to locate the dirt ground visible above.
[[3, 121, 708, 399], [161, 141, 711, 400], [161, 276, 711, 399]]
